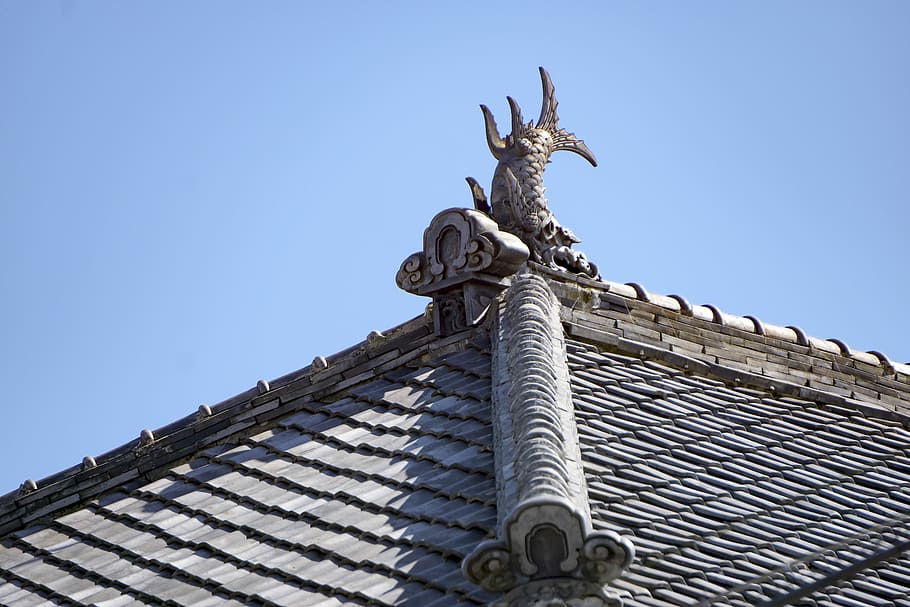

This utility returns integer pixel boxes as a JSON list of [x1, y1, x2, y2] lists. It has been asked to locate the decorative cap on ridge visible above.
[[468, 67, 600, 280], [396, 208, 529, 336]]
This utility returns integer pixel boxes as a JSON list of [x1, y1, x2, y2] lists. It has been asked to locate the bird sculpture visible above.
[[468, 67, 600, 279]]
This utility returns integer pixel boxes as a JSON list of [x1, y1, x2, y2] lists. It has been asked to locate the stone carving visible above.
[[468, 68, 600, 280], [463, 274, 633, 602], [397, 208, 529, 336]]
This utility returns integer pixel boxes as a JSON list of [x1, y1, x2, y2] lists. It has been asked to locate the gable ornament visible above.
[[398, 68, 602, 336], [396, 208, 529, 336], [468, 67, 600, 280]]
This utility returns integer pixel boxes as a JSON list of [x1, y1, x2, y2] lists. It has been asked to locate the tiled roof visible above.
[[568, 339, 910, 607], [2, 264, 909, 606], [7, 64, 908, 605], [544, 267, 910, 416], [0, 322, 498, 606]]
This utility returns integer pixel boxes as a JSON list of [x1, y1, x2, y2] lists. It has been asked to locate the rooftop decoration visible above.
[[468, 67, 600, 279], [396, 208, 529, 336], [398, 68, 600, 336]]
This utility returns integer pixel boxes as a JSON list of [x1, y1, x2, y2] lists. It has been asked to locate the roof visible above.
[[3, 69, 910, 606], [568, 339, 910, 606], [1, 317, 499, 606], [2, 262, 909, 606]]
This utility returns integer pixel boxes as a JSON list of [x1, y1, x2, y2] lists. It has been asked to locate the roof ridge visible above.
[[564, 317, 910, 426], [0, 310, 483, 535], [462, 273, 634, 604], [531, 262, 910, 377]]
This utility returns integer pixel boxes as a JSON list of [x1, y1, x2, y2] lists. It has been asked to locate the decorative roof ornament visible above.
[[397, 68, 600, 336], [468, 67, 600, 280], [396, 208, 529, 336]]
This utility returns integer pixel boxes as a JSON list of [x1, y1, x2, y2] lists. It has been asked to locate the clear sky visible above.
[[1, 1, 908, 495]]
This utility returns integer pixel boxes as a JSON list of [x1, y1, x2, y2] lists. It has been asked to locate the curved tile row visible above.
[[537, 263, 908, 374], [567, 340, 910, 607], [0, 344, 498, 606], [610, 280, 909, 373]]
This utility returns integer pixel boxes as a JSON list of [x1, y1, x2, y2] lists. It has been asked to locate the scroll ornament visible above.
[[396, 208, 529, 335]]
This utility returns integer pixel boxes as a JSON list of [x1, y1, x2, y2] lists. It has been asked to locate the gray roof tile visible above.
[[0, 339, 497, 606], [567, 337, 910, 606]]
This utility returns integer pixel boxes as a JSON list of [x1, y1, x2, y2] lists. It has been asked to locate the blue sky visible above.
[[1, 1, 907, 494]]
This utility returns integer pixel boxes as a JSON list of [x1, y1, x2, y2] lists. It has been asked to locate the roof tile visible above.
[[1, 341, 497, 606], [569, 335, 910, 606]]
